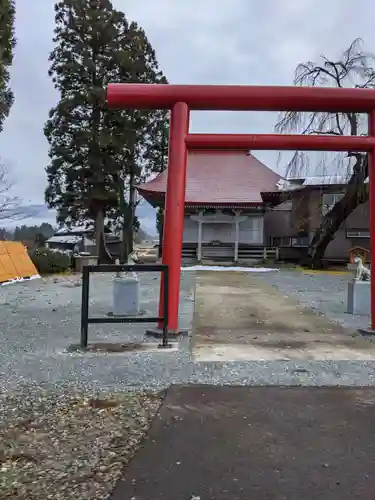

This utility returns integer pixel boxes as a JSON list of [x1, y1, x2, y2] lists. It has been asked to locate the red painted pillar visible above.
[[157, 102, 190, 332], [369, 111, 375, 330]]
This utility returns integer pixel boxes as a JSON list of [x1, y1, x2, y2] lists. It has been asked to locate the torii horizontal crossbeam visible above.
[[107, 83, 375, 112], [186, 134, 375, 152]]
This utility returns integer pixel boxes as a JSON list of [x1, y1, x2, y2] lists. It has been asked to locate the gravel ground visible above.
[[0, 390, 162, 500], [1, 269, 375, 394], [2, 268, 375, 498], [0, 272, 178, 499], [256, 269, 371, 331], [0, 272, 195, 394]]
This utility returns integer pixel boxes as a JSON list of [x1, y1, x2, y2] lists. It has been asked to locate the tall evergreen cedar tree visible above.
[[0, 0, 16, 132], [45, 0, 169, 262]]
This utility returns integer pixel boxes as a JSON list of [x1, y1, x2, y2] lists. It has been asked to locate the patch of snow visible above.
[[47, 235, 84, 244], [301, 175, 349, 186], [276, 178, 302, 191], [182, 265, 278, 272], [277, 174, 369, 191], [1, 274, 41, 286], [46, 235, 95, 247]]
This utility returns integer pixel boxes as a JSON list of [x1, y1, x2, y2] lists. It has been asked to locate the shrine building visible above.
[[137, 150, 282, 262]]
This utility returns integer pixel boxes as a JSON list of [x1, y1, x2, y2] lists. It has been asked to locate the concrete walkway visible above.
[[111, 385, 375, 499], [193, 270, 375, 361]]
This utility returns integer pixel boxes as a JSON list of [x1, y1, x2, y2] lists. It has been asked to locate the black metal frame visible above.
[[80, 264, 170, 349]]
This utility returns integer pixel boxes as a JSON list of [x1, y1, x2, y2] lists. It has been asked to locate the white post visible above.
[[197, 221, 203, 261], [234, 221, 239, 262]]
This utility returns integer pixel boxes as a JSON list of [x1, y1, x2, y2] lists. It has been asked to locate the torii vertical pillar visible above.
[[155, 102, 189, 334], [369, 111, 375, 331]]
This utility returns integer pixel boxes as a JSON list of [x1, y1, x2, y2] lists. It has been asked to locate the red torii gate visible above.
[[107, 83, 375, 333]]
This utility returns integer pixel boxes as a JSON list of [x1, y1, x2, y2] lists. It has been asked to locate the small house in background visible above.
[[263, 176, 370, 263], [46, 225, 121, 257], [46, 234, 94, 254], [138, 150, 370, 264]]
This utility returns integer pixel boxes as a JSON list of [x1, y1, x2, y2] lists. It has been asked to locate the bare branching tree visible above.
[[0, 163, 18, 215], [276, 39, 375, 267], [0, 163, 29, 221]]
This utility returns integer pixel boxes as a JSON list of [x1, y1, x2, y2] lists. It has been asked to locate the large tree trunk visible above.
[[95, 209, 112, 264], [119, 171, 136, 263], [121, 228, 129, 261], [95, 209, 103, 257], [127, 170, 136, 255], [156, 207, 164, 259], [118, 178, 134, 263], [304, 155, 368, 268], [118, 181, 128, 263]]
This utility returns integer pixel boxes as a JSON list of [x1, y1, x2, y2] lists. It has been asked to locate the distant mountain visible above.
[[0, 205, 56, 228], [0, 201, 157, 236], [135, 200, 157, 236]]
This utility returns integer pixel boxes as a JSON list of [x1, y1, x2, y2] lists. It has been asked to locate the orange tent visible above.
[[0, 241, 39, 284]]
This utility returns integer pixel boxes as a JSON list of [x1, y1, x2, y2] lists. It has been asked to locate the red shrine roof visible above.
[[137, 150, 281, 207]]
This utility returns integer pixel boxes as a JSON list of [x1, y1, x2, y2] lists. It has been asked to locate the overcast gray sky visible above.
[[0, 0, 374, 207]]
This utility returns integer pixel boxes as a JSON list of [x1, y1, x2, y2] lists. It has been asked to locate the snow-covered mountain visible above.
[[0, 201, 157, 236]]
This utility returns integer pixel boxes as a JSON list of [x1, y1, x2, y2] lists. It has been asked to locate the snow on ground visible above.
[[1, 274, 40, 286], [182, 265, 278, 272]]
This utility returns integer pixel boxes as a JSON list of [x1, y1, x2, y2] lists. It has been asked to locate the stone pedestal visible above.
[[75, 254, 98, 273], [347, 280, 370, 316], [112, 276, 140, 316]]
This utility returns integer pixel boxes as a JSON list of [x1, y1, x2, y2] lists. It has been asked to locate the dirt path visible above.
[[193, 271, 375, 361]]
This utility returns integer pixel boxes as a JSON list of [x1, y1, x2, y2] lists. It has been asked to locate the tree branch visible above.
[[276, 39, 374, 180]]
